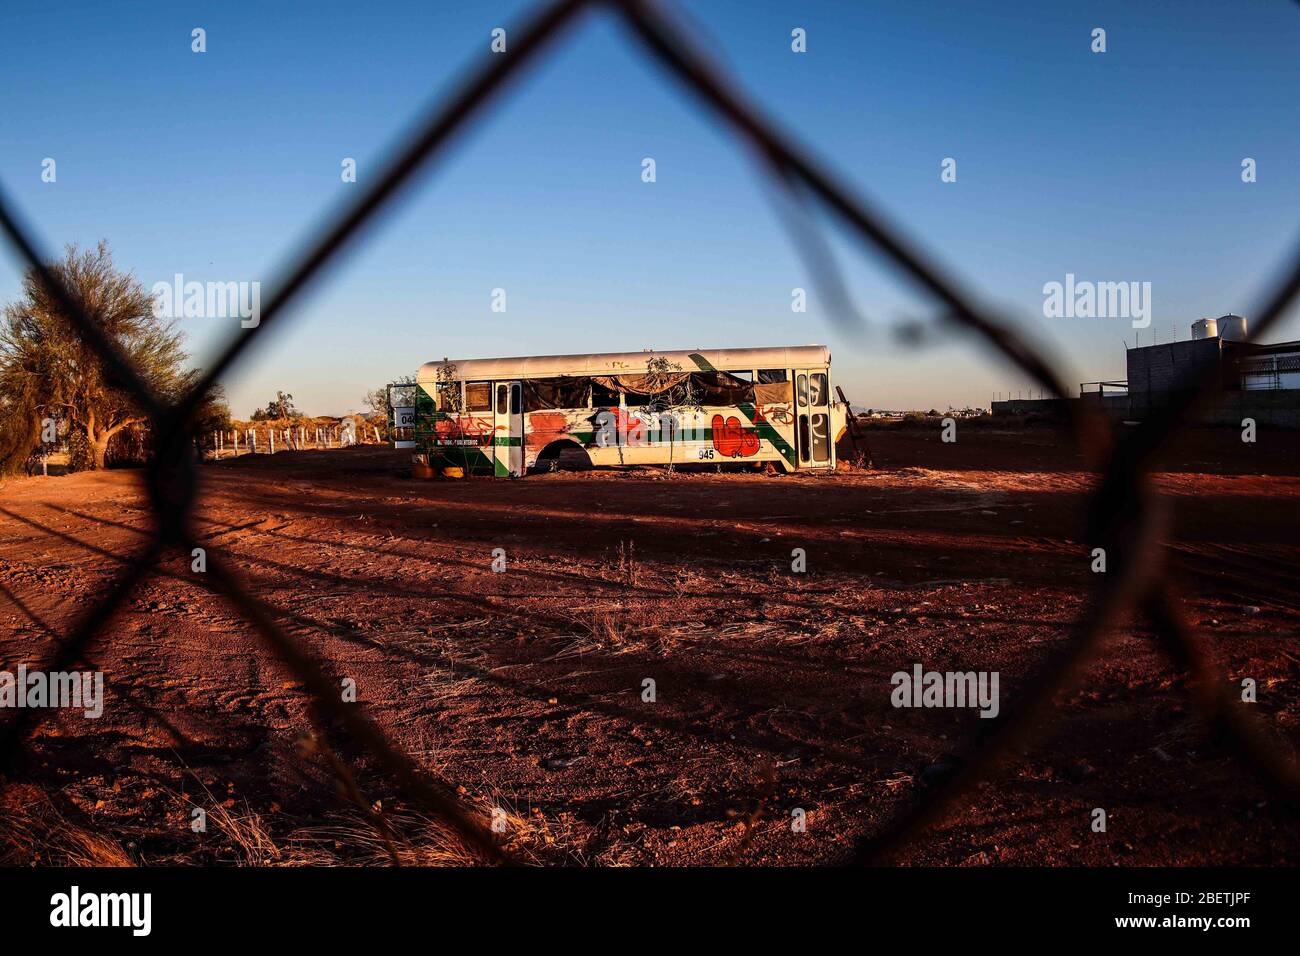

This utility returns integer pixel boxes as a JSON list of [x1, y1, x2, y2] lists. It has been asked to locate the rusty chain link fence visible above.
[[1, 0, 1298, 866]]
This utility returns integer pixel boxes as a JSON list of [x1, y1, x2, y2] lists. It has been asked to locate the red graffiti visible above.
[[598, 407, 647, 446], [757, 403, 793, 425], [527, 411, 570, 449], [620, 408, 647, 446], [711, 414, 759, 458], [436, 415, 493, 446]]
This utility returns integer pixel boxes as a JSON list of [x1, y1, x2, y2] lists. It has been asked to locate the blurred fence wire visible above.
[[1, 0, 1298, 865]]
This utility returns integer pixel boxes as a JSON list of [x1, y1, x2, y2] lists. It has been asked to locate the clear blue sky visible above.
[[2, 0, 1298, 416]]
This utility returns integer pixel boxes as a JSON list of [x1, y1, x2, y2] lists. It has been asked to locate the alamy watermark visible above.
[[0, 665, 104, 718], [152, 274, 260, 328], [1043, 273, 1151, 328], [50, 886, 150, 936], [891, 663, 999, 719]]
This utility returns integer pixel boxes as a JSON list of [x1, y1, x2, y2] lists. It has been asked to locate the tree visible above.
[[363, 375, 415, 439], [640, 356, 702, 473], [191, 383, 233, 434], [252, 390, 298, 420], [433, 365, 463, 413], [0, 242, 193, 472], [364, 375, 415, 418]]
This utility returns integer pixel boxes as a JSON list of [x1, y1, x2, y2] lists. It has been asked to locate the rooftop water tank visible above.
[[1217, 314, 1247, 341], [1192, 318, 1218, 340]]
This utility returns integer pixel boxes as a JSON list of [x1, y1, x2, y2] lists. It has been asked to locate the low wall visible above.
[[993, 391, 1300, 427], [1129, 389, 1300, 428], [990, 398, 1070, 417]]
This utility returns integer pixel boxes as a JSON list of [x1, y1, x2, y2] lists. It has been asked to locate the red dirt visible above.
[[1, 426, 1297, 865]]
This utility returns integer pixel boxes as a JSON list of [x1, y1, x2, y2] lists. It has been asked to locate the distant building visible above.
[[995, 315, 1300, 426], [1126, 316, 1300, 395]]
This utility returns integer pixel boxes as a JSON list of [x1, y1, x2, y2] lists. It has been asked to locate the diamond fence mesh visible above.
[[1, 0, 1298, 865]]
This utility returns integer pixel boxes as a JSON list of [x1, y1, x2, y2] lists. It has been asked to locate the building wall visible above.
[[1097, 390, 1300, 427], [1125, 338, 1222, 394], [995, 391, 1300, 427], [1190, 389, 1300, 427], [991, 398, 1069, 417], [1230, 347, 1300, 391]]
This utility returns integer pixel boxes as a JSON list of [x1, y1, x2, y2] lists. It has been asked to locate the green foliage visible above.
[[66, 427, 94, 473], [434, 365, 463, 414], [191, 384, 233, 433], [641, 355, 701, 415], [252, 390, 298, 420], [0, 397, 41, 477], [0, 241, 194, 473]]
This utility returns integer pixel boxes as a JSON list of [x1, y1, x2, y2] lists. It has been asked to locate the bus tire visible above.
[[533, 440, 592, 473]]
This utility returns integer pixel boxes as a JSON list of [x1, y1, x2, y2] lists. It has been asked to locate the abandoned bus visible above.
[[395, 346, 846, 477]]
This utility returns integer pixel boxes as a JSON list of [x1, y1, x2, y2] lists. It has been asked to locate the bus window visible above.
[[522, 377, 590, 411], [591, 380, 620, 409], [809, 372, 827, 406], [465, 382, 492, 411], [758, 369, 788, 384], [510, 383, 521, 415], [797, 373, 809, 407], [798, 414, 810, 462], [727, 370, 754, 382], [810, 412, 830, 462], [496, 384, 507, 414], [436, 382, 460, 411]]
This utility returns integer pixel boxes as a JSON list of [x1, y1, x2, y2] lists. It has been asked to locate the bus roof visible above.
[[417, 345, 830, 383]]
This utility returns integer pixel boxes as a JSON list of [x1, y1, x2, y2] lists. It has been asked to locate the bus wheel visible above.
[[533, 440, 592, 473]]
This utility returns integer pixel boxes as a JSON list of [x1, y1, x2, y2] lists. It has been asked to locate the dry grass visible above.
[[0, 783, 134, 866], [279, 794, 547, 866], [287, 807, 517, 866], [572, 611, 627, 654], [196, 796, 284, 866], [614, 539, 639, 586], [165, 772, 551, 866]]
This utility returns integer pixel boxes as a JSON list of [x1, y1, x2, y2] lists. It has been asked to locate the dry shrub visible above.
[[0, 777, 549, 869], [198, 797, 284, 866], [287, 809, 508, 866], [175, 775, 545, 867], [0, 783, 134, 867], [283, 787, 547, 867]]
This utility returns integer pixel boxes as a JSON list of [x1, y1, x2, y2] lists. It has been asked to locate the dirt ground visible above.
[[1, 425, 1297, 866]]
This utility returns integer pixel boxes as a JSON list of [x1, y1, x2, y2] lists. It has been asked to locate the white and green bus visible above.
[[392, 346, 845, 478]]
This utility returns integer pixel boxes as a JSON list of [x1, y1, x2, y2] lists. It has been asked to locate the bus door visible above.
[[494, 380, 524, 477], [795, 369, 832, 468], [388, 384, 417, 449]]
